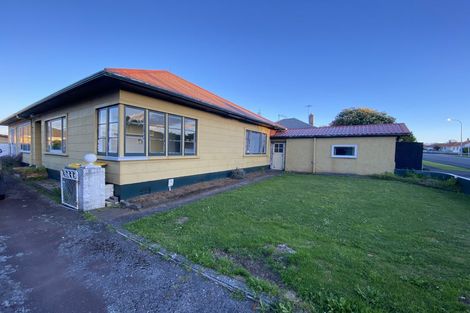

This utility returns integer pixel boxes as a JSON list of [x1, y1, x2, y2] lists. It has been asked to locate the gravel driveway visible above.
[[0, 177, 254, 313]]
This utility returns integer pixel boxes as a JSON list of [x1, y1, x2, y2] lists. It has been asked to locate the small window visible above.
[[125, 106, 145, 155], [17, 123, 31, 152], [184, 118, 197, 155], [274, 143, 284, 153], [245, 130, 267, 155], [149, 111, 166, 156], [97, 106, 119, 156], [331, 145, 357, 158], [168, 114, 182, 155], [46, 117, 67, 154]]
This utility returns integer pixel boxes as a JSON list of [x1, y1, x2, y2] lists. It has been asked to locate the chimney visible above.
[[308, 113, 314, 127]]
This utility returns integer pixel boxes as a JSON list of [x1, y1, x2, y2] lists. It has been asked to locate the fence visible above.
[[395, 142, 423, 170]]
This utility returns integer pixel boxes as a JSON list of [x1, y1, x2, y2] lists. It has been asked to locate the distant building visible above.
[[0, 134, 8, 144], [277, 114, 315, 129]]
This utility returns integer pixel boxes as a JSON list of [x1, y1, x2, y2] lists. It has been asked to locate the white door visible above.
[[271, 143, 285, 170]]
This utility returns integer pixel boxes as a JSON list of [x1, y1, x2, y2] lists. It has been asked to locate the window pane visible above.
[[108, 123, 118, 138], [169, 115, 182, 129], [150, 139, 165, 155], [168, 140, 181, 154], [98, 124, 107, 138], [62, 118, 67, 153], [149, 111, 165, 155], [184, 142, 195, 155], [109, 106, 119, 123], [125, 107, 145, 154], [168, 115, 182, 154], [125, 136, 145, 154], [108, 137, 118, 154], [125, 107, 145, 136], [184, 118, 196, 131], [98, 109, 107, 124], [245, 130, 265, 154], [334, 146, 355, 156], [97, 138, 106, 153]]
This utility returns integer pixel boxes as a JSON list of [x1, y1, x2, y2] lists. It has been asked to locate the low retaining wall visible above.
[[395, 169, 470, 194]]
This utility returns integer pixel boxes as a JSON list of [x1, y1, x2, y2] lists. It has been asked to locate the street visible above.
[[423, 153, 470, 169]]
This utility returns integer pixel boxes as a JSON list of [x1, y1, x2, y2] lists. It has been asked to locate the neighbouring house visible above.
[[0, 68, 412, 199], [277, 114, 314, 129]]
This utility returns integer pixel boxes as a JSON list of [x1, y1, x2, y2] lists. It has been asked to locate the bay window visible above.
[[125, 106, 145, 155], [245, 130, 267, 155], [46, 117, 67, 154], [97, 106, 119, 156]]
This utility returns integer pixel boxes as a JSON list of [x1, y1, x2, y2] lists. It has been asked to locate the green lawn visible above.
[[126, 174, 470, 312], [423, 160, 470, 172]]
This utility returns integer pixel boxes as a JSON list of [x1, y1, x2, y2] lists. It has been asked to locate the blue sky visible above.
[[0, 0, 469, 143]]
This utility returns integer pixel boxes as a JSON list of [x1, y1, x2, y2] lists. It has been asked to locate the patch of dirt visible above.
[[129, 171, 271, 209], [213, 249, 285, 287]]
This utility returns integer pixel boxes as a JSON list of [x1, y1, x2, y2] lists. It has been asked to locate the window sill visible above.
[[244, 154, 267, 157], [331, 156, 357, 159], [97, 155, 200, 161], [44, 152, 68, 157]]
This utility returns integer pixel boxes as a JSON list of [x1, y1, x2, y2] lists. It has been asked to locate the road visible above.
[[423, 153, 470, 169], [0, 177, 253, 313]]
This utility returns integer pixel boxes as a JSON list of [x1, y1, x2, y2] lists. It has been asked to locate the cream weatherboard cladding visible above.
[[117, 90, 270, 185], [284, 137, 396, 175]]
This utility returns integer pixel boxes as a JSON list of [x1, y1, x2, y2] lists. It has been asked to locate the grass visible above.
[[423, 160, 470, 172], [125, 174, 470, 312]]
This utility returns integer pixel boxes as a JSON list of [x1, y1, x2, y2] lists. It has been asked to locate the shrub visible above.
[[0, 154, 23, 173], [13, 166, 48, 180], [230, 168, 246, 179], [373, 172, 460, 192]]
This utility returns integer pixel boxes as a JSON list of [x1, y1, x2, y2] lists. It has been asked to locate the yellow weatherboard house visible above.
[[0, 68, 411, 199]]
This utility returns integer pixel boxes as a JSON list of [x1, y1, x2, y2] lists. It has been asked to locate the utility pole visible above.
[[447, 118, 463, 156]]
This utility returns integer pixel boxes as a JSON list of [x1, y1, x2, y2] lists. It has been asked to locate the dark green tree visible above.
[[331, 107, 396, 126], [331, 107, 416, 142]]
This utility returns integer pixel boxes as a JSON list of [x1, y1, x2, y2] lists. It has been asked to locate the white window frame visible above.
[[46, 116, 67, 154], [17, 122, 31, 153], [331, 144, 358, 159]]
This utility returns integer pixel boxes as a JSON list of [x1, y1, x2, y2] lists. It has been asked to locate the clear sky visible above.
[[1, 0, 469, 143]]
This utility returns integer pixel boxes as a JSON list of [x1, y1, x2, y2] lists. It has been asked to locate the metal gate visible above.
[[61, 168, 79, 209]]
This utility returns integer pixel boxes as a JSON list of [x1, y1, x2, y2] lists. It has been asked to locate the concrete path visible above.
[[0, 177, 254, 313]]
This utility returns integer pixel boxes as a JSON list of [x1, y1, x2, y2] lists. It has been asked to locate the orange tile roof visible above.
[[105, 68, 279, 128]]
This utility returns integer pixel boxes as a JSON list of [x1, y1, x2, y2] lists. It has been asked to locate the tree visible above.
[[331, 107, 395, 126], [331, 107, 416, 142], [397, 132, 417, 142]]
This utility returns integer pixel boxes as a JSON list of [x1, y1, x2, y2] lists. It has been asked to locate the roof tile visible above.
[[272, 123, 411, 138]]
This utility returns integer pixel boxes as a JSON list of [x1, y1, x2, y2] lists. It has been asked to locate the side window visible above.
[[245, 130, 267, 155], [331, 145, 357, 158], [97, 106, 119, 156], [184, 118, 197, 155]]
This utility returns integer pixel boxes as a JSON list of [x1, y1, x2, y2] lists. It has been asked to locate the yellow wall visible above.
[[8, 89, 271, 186], [9, 91, 120, 183], [285, 137, 396, 175], [118, 90, 271, 185], [285, 139, 314, 172]]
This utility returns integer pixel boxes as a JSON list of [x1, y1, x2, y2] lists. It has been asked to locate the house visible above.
[[0, 68, 411, 199], [277, 115, 313, 129], [0, 134, 8, 144], [270, 123, 411, 174]]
